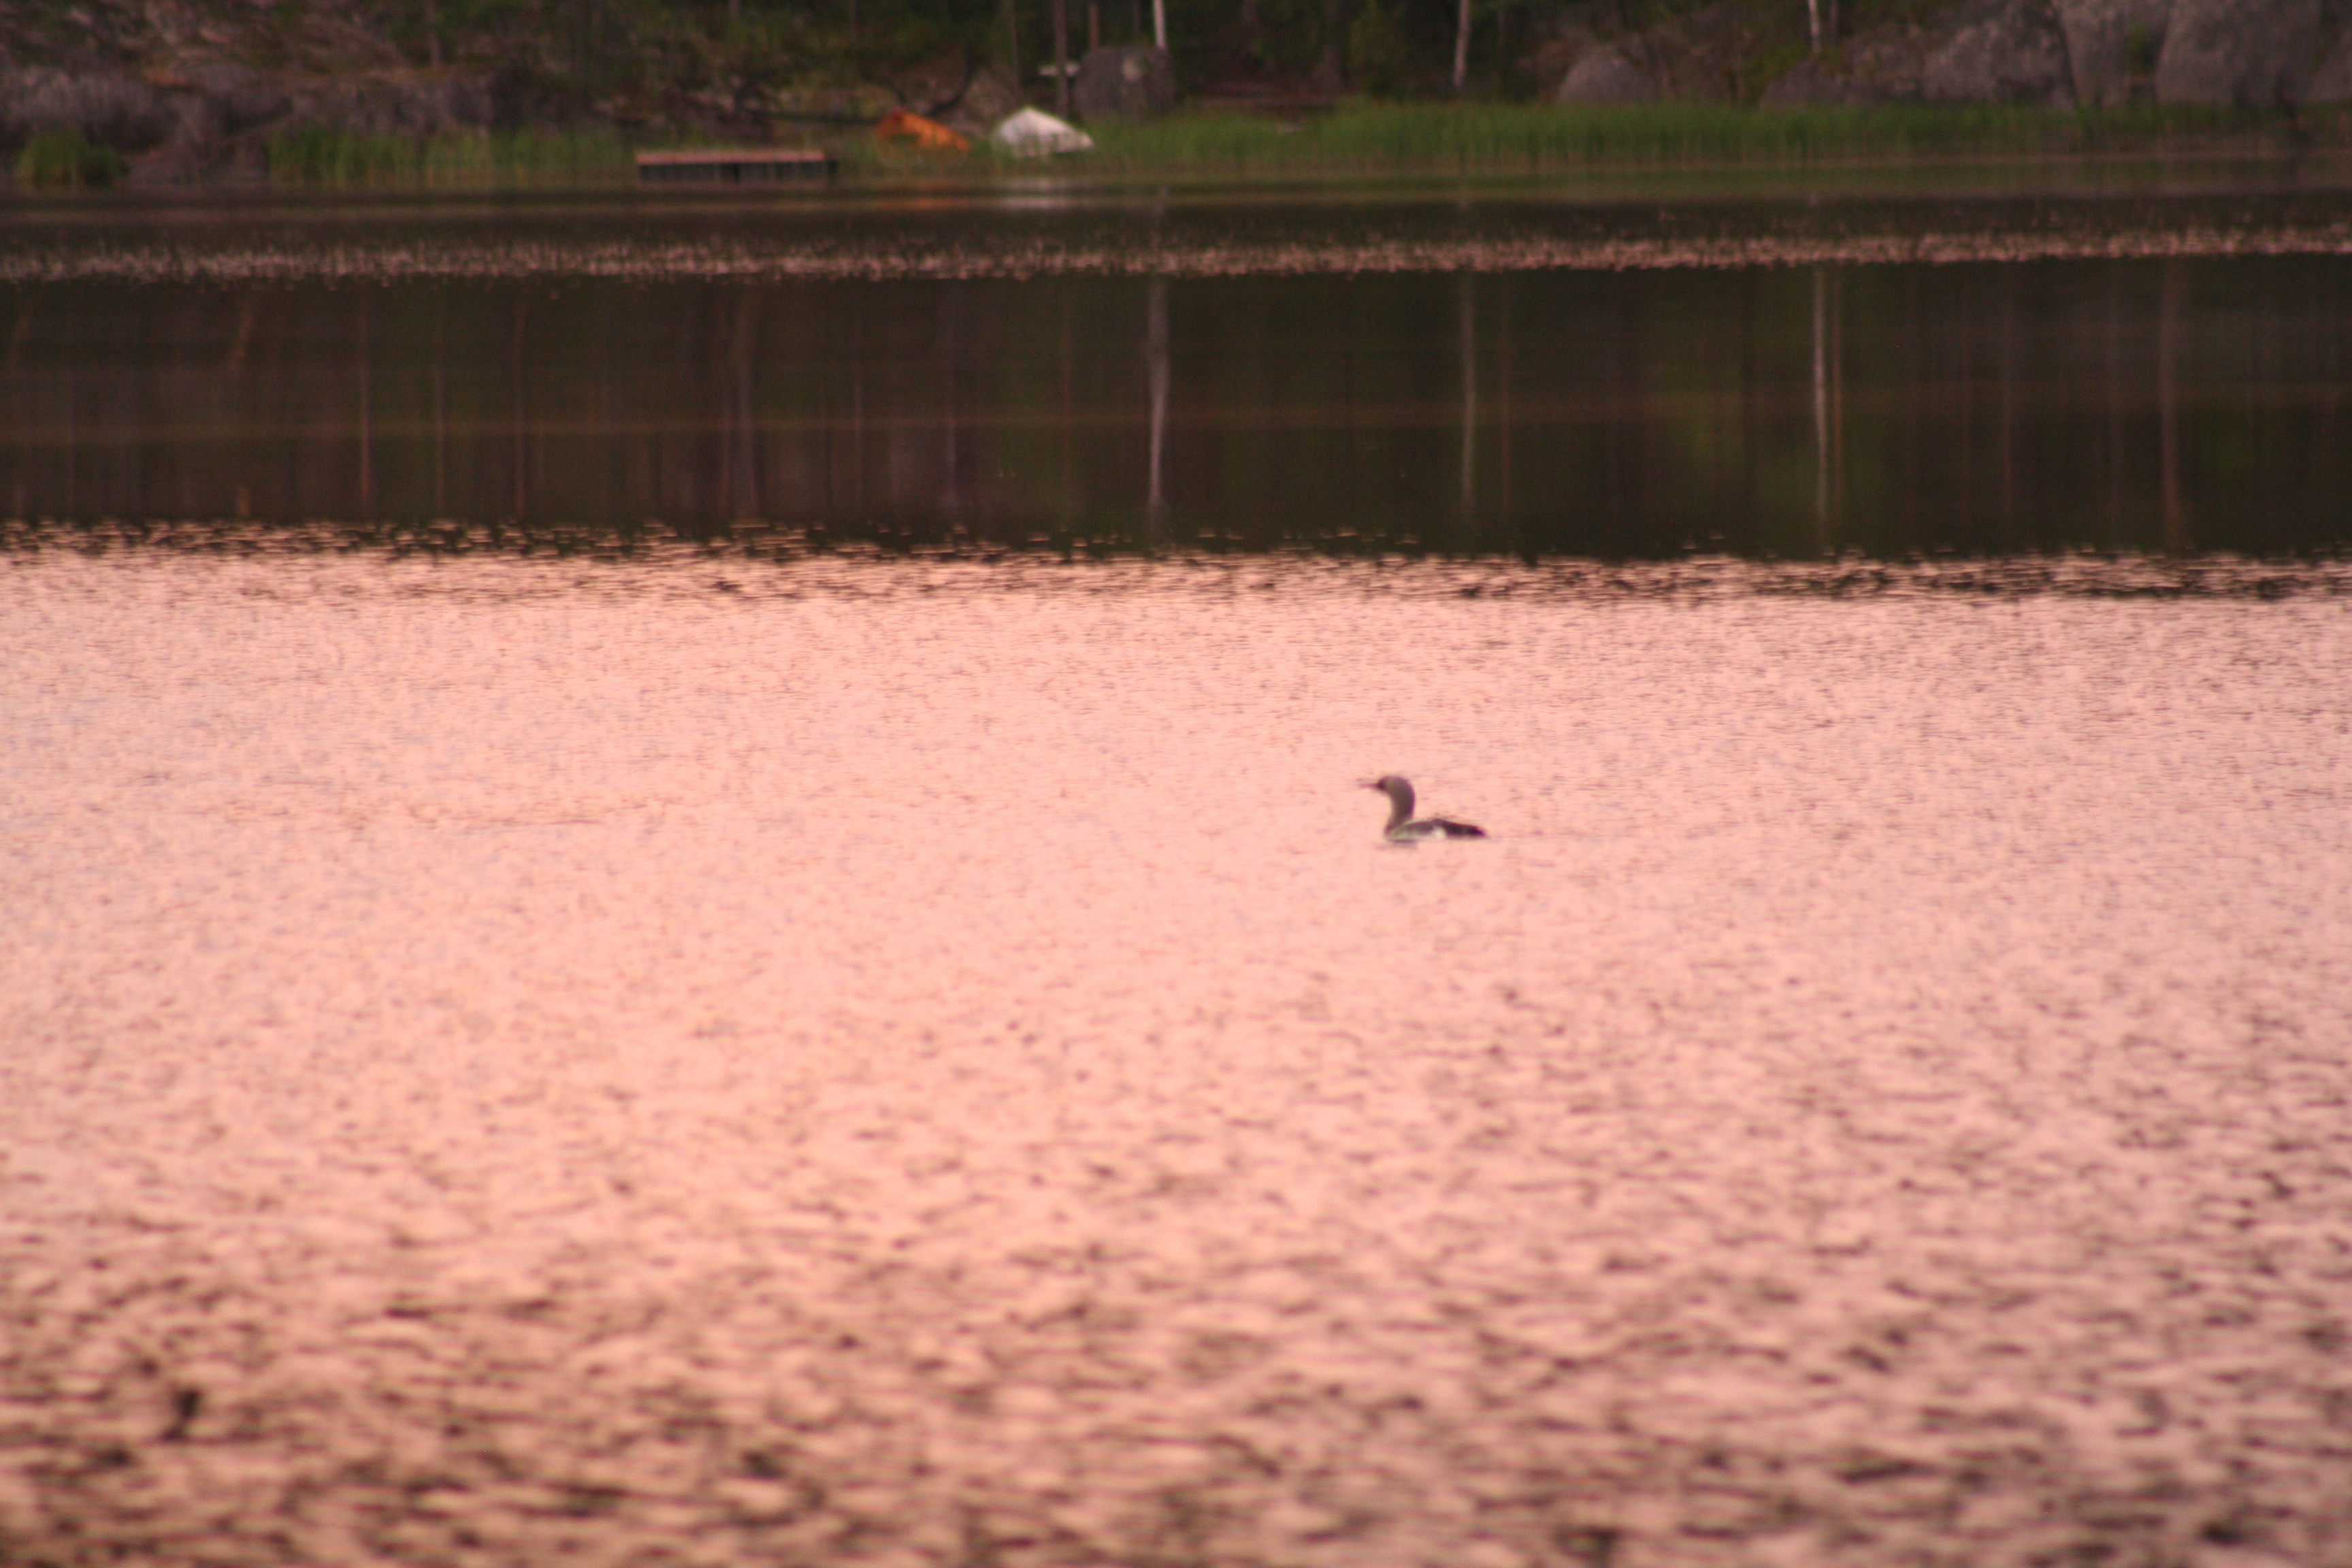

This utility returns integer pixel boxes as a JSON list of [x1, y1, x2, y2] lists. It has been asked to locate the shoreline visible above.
[[10, 101, 2352, 195]]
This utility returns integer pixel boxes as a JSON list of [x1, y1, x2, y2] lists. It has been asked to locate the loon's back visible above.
[[1365, 775, 1486, 841]]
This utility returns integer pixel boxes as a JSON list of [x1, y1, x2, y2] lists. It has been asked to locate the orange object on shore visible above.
[[873, 110, 971, 153]]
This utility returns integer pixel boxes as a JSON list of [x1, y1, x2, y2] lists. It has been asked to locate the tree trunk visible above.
[[1053, 0, 1070, 114], [1316, 0, 1350, 92], [1454, 0, 1470, 91]]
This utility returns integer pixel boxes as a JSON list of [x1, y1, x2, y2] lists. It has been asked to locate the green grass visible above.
[[16, 128, 131, 189], [1072, 100, 2306, 174], [267, 127, 636, 188], [252, 99, 2340, 191]]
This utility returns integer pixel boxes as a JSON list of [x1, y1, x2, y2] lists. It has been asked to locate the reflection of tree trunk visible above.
[[1458, 271, 1476, 522], [1058, 293, 1075, 529], [432, 304, 447, 518], [2105, 269, 2123, 533], [851, 313, 866, 516], [1497, 278, 1512, 532], [2000, 271, 2017, 539], [1453, 0, 1470, 92], [941, 289, 965, 524], [1147, 277, 1169, 523], [2159, 259, 2187, 554], [226, 294, 257, 371], [511, 298, 529, 520], [1830, 269, 1843, 537], [357, 299, 374, 518], [1812, 265, 1829, 551], [727, 289, 762, 519], [63, 328, 76, 517]]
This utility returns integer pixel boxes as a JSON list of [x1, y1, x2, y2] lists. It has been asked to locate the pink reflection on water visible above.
[[3, 553, 2349, 1567]]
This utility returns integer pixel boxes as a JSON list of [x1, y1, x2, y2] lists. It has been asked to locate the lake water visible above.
[[3, 180, 2351, 1568], [6, 176, 2352, 557]]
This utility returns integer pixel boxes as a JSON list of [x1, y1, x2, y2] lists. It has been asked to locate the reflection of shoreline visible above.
[[12, 224, 2352, 286], [8, 259, 2346, 559]]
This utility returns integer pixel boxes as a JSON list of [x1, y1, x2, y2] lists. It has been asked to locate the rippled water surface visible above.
[[5, 548, 2349, 1567]]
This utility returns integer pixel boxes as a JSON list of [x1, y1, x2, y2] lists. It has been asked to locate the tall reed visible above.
[[16, 128, 131, 189], [267, 127, 636, 188]]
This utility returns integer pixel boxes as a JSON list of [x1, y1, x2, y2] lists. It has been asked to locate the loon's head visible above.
[[1365, 775, 1416, 822]]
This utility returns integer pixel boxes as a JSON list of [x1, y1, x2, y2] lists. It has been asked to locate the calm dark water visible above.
[[5, 182, 2352, 559]]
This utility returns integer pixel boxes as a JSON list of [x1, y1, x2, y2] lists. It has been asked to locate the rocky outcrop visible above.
[[0, 69, 176, 150], [2308, 29, 2352, 101], [2153, 0, 2323, 103], [1554, 4, 1774, 102], [1554, 44, 1662, 102], [1, 63, 519, 184], [1762, 0, 2072, 106], [282, 69, 515, 136], [1923, 0, 2076, 101], [1761, 30, 1931, 102], [2, 64, 512, 149], [2055, 0, 2171, 104], [1075, 45, 1175, 120]]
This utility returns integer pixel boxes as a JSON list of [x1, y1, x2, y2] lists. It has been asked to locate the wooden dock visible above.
[[634, 148, 837, 184]]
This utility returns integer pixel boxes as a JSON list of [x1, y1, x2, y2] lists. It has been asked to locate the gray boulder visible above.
[[0, 69, 176, 150], [124, 68, 295, 186], [2055, 0, 2172, 104], [182, 65, 293, 135], [2154, 0, 2321, 104], [1554, 44, 1661, 102], [2308, 29, 2352, 101], [1075, 46, 1175, 121], [1922, 0, 2076, 103], [1762, 31, 1931, 102], [941, 61, 1023, 136]]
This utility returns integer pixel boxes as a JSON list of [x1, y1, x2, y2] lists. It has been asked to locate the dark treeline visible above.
[[391, 0, 1612, 102], [5, 252, 2349, 559], [0, 0, 1787, 120]]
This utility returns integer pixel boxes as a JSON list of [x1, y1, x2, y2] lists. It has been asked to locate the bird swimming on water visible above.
[[1365, 775, 1486, 842]]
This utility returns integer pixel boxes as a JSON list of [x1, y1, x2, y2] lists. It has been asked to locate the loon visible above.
[[1366, 775, 1486, 841]]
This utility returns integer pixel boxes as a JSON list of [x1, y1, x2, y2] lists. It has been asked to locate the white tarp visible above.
[[991, 108, 1094, 157]]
